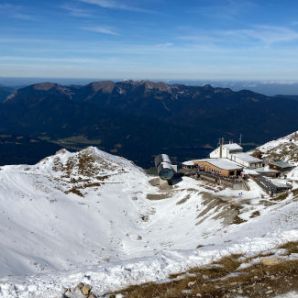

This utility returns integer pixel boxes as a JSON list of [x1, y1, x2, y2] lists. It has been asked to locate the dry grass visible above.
[[250, 210, 261, 218], [265, 143, 298, 163], [96, 175, 109, 181], [78, 152, 97, 176], [251, 150, 263, 159], [292, 188, 298, 197], [176, 194, 191, 205], [280, 241, 298, 254], [232, 215, 247, 224], [110, 245, 298, 298], [52, 157, 64, 172], [197, 193, 247, 226], [146, 193, 169, 201], [66, 187, 84, 197], [271, 192, 289, 202]]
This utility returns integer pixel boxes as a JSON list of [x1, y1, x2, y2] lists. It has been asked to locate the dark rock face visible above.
[[1, 80, 298, 167]]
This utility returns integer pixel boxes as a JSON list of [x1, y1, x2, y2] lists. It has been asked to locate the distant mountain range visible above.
[[3, 78, 298, 96], [0, 80, 298, 167]]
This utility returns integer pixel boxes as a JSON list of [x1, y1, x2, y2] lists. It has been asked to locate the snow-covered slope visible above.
[[258, 130, 298, 181], [0, 146, 298, 297], [0, 147, 156, 276], [258, 130, 298, 165]]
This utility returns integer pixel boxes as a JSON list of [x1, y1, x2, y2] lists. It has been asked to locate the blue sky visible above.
[[2, 0, 298, 80]]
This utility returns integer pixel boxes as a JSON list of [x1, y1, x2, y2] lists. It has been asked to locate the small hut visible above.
[[268, 161, 295, 173]]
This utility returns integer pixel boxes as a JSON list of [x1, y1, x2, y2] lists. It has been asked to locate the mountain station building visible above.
[[209, 143, 263, 169]]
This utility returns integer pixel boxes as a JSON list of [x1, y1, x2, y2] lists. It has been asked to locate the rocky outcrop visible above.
[[63, 282, 97, 298]]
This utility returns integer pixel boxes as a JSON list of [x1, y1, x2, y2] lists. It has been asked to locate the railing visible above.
[[197, 171, 242, 183], [250, 175, 284, 195]]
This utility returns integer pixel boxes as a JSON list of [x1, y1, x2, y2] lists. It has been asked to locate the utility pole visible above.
[[239, 134, 242, 145]]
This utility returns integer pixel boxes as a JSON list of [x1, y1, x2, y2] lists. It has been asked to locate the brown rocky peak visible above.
[[89, 81, 115, 93], [143, 81, 171, 92], [32, 83, 58, 91]]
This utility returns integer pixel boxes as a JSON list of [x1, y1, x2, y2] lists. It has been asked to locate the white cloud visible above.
[[243, 25, 298, 44], [180, 25, 298, 46], [190, 0, 257, 20], [82, 25, 119, 35], [78, 0, 152, 13], [62, 4, 92, 17], [154, 42, 174, 48], [0, 3, 34, 21]]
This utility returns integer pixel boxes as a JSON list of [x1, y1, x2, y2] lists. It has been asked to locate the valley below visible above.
[[1, 81, 298, 167]]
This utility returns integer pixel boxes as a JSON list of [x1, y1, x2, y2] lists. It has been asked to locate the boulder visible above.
[[261, 257, 282, 266]]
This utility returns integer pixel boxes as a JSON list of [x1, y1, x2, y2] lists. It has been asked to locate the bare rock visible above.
[[261, 257, 282, 266], [63, 283, 94, 298], [81, 284, 92, 296]]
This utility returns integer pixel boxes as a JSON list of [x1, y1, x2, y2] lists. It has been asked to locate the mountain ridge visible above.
[[3, 80, 268, 104], [0, 80, 298, 167], [0, 85, 14, 102]]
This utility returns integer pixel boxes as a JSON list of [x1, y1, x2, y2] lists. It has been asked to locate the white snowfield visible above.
[[0, 139, 297, 297]]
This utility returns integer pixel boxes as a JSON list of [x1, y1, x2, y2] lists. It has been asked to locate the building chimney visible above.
[[219, 137, 224, 158]]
